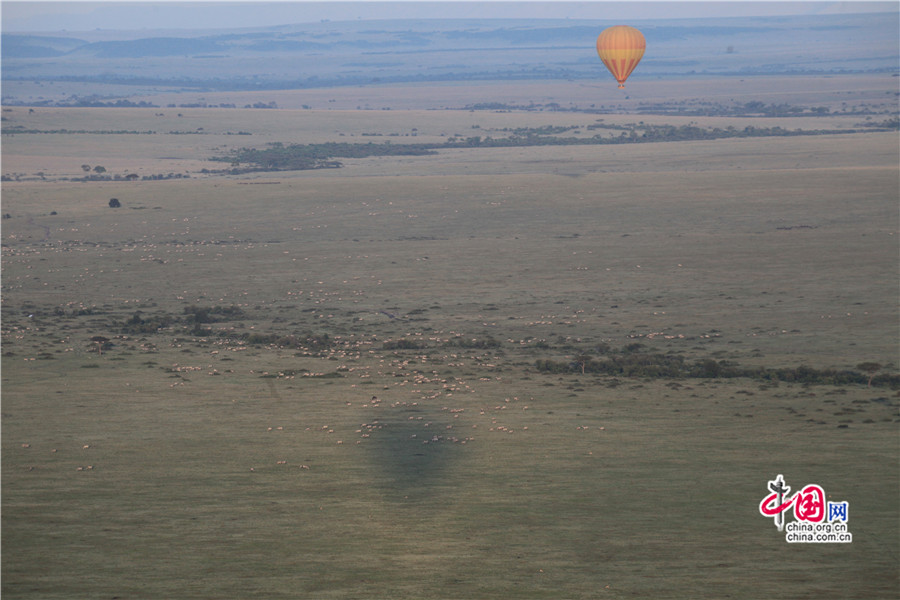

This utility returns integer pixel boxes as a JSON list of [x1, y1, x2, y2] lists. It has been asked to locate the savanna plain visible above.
[[2, 77, 898, 599]]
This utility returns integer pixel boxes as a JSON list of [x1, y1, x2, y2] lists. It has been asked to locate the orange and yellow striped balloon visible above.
[[596, 25, 646, 88]]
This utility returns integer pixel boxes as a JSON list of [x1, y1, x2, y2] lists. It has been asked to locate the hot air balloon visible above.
[[596, 25, 645, 89]]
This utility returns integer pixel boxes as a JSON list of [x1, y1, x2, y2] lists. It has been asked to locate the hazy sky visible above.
[[2, 1, 895, 33]]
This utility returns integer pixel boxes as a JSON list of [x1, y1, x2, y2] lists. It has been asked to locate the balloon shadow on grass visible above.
[[363, 404, 464, 504]]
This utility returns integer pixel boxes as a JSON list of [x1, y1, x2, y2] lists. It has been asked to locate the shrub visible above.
[[119, 311, 175, 334], [383, 339, 424, 350], [183, 305, 246, 324]]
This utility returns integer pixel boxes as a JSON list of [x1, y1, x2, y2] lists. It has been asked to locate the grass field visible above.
[[2, 78, 898, 598]]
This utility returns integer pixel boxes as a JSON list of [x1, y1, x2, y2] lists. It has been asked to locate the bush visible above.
[[183, 305, 246, 324], [119, 311, 174, 334], [383, 339, 424, 350], [446, 336, 501, 349]]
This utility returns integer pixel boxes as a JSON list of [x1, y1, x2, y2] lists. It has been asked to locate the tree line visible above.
[[533, 349, 899, 388], [218, 122, 868, 173]]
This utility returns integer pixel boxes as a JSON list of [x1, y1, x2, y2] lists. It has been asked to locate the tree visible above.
[[81, 164, 91, 172], [93, 165, 106, 174], [90, 336, 110, 356], [856, 362, 882, 387], [108, 198, 121, 208], [574, 354, 593, 375]]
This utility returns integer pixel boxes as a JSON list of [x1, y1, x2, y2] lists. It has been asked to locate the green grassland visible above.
[[2, 89, 898, 598]]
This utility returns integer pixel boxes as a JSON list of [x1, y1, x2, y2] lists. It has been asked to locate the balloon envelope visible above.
[[596, 25, 646, 88]]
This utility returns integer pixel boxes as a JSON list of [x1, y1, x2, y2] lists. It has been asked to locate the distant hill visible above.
[[2, 13, 897, 102], [69, 37, 228, 59], [1, 34, 88, 58]]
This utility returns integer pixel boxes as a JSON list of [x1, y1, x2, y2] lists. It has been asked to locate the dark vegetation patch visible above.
[[216, 121, 879, 173], [117, 305, 246, 335], [217, 141, 437, 172], [533, 348, 900, 388], [182, 304, 247, 324]]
